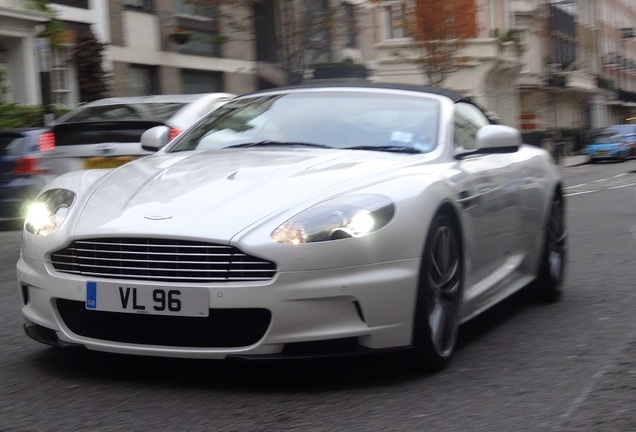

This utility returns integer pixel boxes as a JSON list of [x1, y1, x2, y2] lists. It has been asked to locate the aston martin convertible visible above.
[[17, 83, 566, 372]]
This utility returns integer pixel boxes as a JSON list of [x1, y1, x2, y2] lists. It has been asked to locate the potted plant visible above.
[[170, 29, 192, 45]]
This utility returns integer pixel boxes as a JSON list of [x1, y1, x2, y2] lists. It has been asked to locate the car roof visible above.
[[77, 93, 234, 107], [0, 127, 48, 136]]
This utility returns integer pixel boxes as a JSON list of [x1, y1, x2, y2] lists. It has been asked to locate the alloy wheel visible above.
[[426, 223, 462, 357]]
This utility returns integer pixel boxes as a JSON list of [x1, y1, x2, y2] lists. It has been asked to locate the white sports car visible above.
[[17, 84, 566, 371]]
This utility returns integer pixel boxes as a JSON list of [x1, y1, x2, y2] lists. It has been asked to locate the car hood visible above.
[[72, 149, 421, 240], [588, 142, 622, 149]]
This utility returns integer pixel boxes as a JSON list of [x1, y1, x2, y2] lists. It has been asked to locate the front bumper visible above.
[[587, 148, 626, 160], [18, 255, 420, 359]]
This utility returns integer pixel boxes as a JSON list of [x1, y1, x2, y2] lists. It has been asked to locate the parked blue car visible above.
[[606, 124, 636, 157], [587, 133, 631, 163]]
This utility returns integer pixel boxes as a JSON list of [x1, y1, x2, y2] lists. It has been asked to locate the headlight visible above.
[[271, 194, 395, 244], [25, 189, 76, 236]]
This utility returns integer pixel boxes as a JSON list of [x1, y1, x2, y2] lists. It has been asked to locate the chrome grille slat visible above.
[[58, 271, 271, 282], [65, 263, 275, 273], [55, 256, 271, 266], [66, 249, 245, 258], [51, 238, 277, 282]]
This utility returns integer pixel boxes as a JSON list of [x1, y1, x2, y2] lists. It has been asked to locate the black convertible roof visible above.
[[250, 81, 467, 103]]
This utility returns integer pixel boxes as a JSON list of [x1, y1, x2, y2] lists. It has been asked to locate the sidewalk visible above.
[[557, 154, 588, 168]]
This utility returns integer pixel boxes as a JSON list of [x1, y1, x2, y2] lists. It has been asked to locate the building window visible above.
[[307, 0, 331, 63], [123, 0, 153, 12], [49, 0, 89, 8], [174, 13, 221, 56], [0, 66, 8, 103], [176, 0, 217, 18], [50, 48, 73, 106], [384, 2, 408, 39], [384, 1, 415, 39], [173, 1, 220, 56], [178, 29, 222, 56], [129, 64, 158, 96], [182, 69, 223, 93], [342, 2, 357, 48]]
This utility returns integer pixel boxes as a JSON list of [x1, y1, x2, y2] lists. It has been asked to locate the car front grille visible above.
[[57, 299, 271, 348], [51, 238, 277, 283]]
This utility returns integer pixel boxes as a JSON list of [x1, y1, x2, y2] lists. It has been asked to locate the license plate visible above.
[[86, 281, 209, 317], [596, 151, 607, 156], [84, 156, 134, 169]]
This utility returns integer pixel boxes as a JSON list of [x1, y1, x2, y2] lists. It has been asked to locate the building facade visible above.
[[0, 0, 49, 105], [372, 0, 524, 127], [371, 0, 636, 151], [108, 0, 257, 97], [2, 0, 635, 144], [0, 0, 259, 110]]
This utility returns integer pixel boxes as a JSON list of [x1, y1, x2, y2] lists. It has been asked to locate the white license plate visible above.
[[85, 281, 209, 317]]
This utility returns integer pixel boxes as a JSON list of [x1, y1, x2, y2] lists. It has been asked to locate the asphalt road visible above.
[[0, 159, 635, 431]]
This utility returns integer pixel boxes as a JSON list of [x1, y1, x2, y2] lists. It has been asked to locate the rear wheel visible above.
[[532, 192, 566, 302], [412, 212, 462, 372]]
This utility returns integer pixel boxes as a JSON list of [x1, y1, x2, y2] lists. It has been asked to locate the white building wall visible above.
[[0, 0, 49, 104], [48, 0, 106, 107]]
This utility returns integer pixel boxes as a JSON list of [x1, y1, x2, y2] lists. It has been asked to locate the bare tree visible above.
[[191, 0, 373, 84], [390, 0, 476, 85]]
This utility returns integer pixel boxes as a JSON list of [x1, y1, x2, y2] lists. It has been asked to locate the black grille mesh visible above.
[[51, 238, 276, 282], [57, 299, 271, 348]]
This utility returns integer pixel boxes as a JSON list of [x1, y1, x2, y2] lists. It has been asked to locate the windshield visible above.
[[168, 91, 440, 154], [593, 135, 621, 144]]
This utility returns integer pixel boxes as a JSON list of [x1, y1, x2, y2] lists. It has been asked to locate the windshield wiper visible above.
[[224, 141, 333, 149], [343, 145, 422, 154]]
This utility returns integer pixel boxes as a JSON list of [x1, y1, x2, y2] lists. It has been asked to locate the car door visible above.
[[452, 103, 523, 304]]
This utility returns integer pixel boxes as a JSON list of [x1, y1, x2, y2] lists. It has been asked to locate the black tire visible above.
[[412, 212, 463, 372], [532, 192, 567, 302]]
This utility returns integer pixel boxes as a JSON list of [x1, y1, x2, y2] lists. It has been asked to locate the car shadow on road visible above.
[[27, 287, 540, 393]]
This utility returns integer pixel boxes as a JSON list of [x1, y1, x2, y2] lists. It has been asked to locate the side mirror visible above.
[[141, 126, 170, 151], [456, 125, 521, 160]]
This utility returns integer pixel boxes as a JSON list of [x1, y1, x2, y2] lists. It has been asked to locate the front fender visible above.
[[38, 169, 113, 197]]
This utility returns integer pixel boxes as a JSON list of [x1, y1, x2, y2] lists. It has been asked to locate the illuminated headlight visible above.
[[271, 194, 395, 244], [25, 189, 76, 236]]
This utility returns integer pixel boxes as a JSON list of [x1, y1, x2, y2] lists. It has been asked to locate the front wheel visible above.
[[412, 212, 463, 372], [532, 192, 567, 302]]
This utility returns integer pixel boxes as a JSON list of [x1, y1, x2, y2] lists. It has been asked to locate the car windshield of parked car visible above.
[[60, 103, 186, 122], [0, 133, 25, 156], [607, 125, 636, 136], [168, 91, 440, 154], [593, 135, 620, 144]]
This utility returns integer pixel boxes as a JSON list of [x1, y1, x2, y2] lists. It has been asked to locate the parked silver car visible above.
[[39, 93, 235, 176]]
